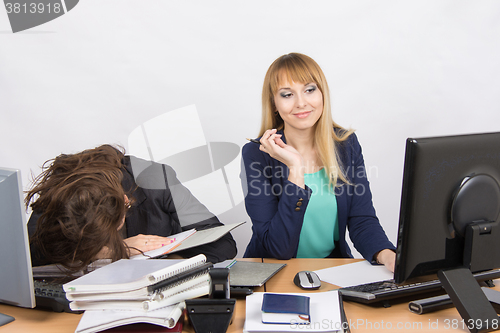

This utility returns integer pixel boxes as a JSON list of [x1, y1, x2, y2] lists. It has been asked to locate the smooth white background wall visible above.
[[1, 1, 500, 258]]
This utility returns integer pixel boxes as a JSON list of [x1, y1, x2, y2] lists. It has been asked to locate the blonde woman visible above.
[[241, 53, 395, 271]]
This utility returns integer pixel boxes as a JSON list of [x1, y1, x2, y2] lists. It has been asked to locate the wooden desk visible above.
[[264, 259, 500, 333], [2, 259, 499, 332], [0, 258, 263, 333], [262, 258, 359, 293]]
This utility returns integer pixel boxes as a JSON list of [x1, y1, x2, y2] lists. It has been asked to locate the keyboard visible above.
[[34, 280, 80, 313], [339, 269, 500, 305]]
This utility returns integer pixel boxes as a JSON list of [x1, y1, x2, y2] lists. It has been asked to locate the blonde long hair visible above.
[[259, 53, 354, 188]]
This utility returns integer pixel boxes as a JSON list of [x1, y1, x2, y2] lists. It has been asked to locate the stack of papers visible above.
[[314, 261, 393, 287]]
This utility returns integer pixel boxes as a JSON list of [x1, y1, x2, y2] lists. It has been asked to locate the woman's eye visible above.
[[280, 92, 292, 98], [306, 86, 317, 93]]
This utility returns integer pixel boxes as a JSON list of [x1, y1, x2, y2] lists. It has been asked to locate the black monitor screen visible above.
[[394, 132, 500, 284]]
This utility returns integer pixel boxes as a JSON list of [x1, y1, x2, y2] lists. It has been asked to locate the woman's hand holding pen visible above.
[[253, 129, 305, 189]]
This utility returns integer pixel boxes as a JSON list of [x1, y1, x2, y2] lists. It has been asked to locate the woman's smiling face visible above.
[[274, 78, 323, 132]]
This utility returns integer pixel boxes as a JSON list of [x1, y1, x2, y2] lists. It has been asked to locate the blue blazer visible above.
[[241, 130, 395, 261]]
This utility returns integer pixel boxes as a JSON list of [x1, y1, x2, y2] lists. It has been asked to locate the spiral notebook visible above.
[[63, 254, 207, 294], [69, 277, 209, 312], [66, 262, 213, 302]]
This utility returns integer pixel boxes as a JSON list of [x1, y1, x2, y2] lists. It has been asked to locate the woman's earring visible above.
[[274, 110, 278, 115]]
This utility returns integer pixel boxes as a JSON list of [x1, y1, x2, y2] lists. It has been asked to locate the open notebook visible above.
[[130, 221, 245, 259]]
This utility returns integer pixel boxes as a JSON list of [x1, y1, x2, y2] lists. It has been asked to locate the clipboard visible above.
[[339, 292, 351, 333], [221, 261, 286, 287]]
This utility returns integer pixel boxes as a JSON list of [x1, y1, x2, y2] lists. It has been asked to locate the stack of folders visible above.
[[63, 254, 211, 312]]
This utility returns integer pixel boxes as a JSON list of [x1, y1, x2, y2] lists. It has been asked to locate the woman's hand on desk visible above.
[[94, 235, 175, 259], [123, 234, 176, 256], [376, 249, 396, 273]]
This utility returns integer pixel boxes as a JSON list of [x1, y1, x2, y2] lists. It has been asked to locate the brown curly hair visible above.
[[26, 145, 132, 274]]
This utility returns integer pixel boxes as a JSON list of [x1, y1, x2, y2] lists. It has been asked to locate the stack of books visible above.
[[65, 254, 211, 333]]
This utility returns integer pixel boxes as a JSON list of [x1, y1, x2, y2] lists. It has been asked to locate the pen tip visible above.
[[246, 138, 260, 144]]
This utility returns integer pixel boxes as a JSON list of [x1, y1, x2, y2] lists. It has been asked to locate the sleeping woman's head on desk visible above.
[[26, 145, 237, 275], [241, 52, 396, 271], [26, 145, 133, 273]]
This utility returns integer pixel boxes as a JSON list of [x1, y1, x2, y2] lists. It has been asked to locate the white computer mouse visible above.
[[293, 270, 321, 290]]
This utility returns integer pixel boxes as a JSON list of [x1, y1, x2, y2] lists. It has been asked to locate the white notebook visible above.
[[63, 254, 206, 294], [70, 278, 209, 312], [75, 302, 185, 333], [130, 222, 245, 260]]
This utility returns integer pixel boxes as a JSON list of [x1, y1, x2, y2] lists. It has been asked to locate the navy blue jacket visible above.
[[241, 130, 395, 261]]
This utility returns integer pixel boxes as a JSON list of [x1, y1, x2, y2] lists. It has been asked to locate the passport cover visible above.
[[261, 293, 310, 324]]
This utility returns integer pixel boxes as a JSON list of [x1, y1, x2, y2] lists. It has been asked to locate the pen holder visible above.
[[186, 268, 235, 333]]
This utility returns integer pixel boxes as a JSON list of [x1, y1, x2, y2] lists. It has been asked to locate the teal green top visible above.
[[296, 168, 339, 258]]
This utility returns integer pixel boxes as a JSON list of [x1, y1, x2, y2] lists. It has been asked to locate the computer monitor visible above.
[[0, 168, 35, 325], [394, 132, 500, 330]]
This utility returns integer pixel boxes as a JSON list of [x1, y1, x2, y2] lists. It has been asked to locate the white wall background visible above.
[[1, 1, 500, 258]]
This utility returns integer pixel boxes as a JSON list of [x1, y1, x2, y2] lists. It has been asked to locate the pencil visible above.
[[246, 138, 260, 144]]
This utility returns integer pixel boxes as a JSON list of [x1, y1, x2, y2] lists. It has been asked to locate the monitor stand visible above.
[[438, 268, 499, 333], [0, 313, 15, 327], [437, 222, 500, 333], [441, 174, 500, 332]]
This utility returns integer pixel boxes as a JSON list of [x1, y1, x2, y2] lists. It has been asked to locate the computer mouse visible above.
[[293, 270, 321, 289]]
